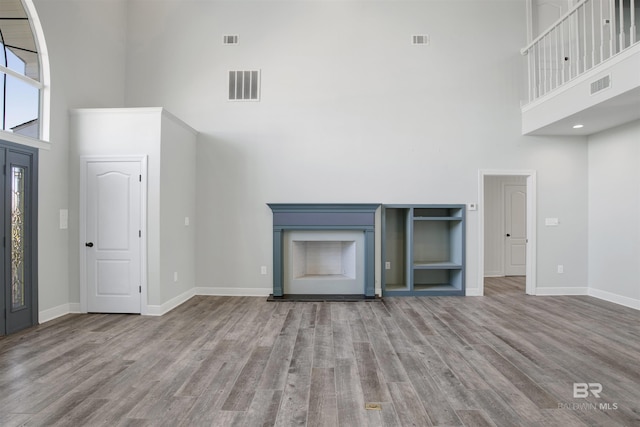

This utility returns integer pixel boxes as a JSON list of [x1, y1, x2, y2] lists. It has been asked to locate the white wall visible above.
[[160, 112, 198, 304], [33, 0, 127, 317], [588, 120, 640, 309], [124, 0, 589, 295]]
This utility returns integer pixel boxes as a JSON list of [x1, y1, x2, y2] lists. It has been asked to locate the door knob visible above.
[[506, 234, 511, 237], [85, 242, 94, 247]]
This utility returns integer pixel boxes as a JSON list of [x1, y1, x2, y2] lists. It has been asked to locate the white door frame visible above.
[[80, 155, 148, 314], [478, 170, 537, 296]]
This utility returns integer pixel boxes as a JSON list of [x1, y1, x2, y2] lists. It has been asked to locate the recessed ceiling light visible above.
[[573, 124, 584, 129]]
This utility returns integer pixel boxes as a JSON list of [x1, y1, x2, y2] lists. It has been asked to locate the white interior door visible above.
[[504, 184, 527, 276], [84, 160, 142, 313]]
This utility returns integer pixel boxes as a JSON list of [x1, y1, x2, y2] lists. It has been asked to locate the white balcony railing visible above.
[[522, 0, 639, 104]]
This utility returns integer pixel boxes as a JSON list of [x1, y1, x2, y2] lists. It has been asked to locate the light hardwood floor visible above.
[[1, 277, 639, 426]]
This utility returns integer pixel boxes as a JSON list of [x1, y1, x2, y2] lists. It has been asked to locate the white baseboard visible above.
[[146, 288, 197, 316], [38, 285, 639, 323], [588, 288, 640, 310], [465, 288, 483, 296], [535, 286, 588, 296], [39, 302, 81, 324], [195, 286, 271, 297], [145, 287, 271, 316]]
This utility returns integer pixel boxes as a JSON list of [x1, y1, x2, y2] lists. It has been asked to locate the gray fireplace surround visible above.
[[268, 203, 380, 298]]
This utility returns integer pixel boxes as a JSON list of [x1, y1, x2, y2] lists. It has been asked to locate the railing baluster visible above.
[[553, 27, 560, 88], [619, 0, 625, 50], [532, 44, 540, 98], [599, 0, 604, 63], [582, 5, 587, 71], [631, 0, 637, 44], [575, 7, 581, 77], [571, 10, 580, 78], [543, 35, 548, 95], [591, 0, 596, 68], [527, 46, 533, 103], [610, 0, 616, 56], [560, 21, 567, 84]]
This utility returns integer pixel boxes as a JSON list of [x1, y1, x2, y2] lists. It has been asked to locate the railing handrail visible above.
[[521, 0, 590, 55]]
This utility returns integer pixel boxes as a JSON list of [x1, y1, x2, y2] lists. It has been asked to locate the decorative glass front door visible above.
[[1, 144, 37, 336]]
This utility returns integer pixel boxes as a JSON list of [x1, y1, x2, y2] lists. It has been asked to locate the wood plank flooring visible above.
[[1, 277, 639, 426]]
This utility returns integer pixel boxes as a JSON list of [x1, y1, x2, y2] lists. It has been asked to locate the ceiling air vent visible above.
[[412, 35, 430, 45], [228, 70, 260, 101], [223, 35, 238, 45], [590, 75, 611, 95]]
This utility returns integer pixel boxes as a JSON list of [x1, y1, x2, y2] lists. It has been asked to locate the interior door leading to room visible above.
[[504, 184, 527, 276], [0, 143, 38, 336], [82, 158, 144, 314]]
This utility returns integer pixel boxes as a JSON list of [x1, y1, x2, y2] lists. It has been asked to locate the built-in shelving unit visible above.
[[382, 205, 465, 296]]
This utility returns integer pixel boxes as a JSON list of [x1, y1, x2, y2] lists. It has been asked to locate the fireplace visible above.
[[268, 204, 379, 298]]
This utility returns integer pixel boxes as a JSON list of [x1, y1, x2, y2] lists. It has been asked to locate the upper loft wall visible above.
[[34, 0, 128, 109], [124, 0, 589, 294], [529, 0, 574, 40], [33, 0, 129, 311]]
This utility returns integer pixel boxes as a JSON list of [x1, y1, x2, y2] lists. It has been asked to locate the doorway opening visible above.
[[478, 170, 537, 296]]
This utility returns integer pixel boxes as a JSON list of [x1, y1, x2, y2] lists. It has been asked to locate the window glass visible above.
[[0, 23, 40, 81], [0, 0, 42, 139], [1, 73, 39, 136]]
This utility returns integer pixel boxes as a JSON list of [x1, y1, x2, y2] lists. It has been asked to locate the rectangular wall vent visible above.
[[590, 75, 611, 94], [223, 35, 238, 45], [229, 70, 260, 101], [412, 35, 430, 45]]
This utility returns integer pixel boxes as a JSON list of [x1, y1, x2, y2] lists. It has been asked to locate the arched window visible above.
[[0, 0, 48, 143]]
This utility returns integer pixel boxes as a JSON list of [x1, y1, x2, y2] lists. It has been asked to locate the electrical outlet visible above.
[[260, 266, 267, 275], [385, 261, 391, 270], [557, 265, 564, 274]]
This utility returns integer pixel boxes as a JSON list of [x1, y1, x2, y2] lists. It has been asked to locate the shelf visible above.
[[413, 217, 461, 221], [382, 204, 465, 297], [414, 261, 462, 269], [414, 283, 462, 291], [384, 283, 410, 291], [413, 207, 463, 219]]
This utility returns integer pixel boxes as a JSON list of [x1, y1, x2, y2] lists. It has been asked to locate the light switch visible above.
[[545, 218, 559, 226], [59, 209, 68, 229], [184, 217, 190, 226]]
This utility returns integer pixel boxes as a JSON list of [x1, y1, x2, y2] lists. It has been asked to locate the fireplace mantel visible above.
[[268, 203, 380, 298]]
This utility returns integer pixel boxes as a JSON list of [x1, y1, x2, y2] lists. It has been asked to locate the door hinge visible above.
[[2, 164, 5, 175], [139, 285, 142, 293], [139, 174, 142, 182], [139, 230, 141, 238]]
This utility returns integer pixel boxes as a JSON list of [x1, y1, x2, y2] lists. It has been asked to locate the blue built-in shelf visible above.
[[382, 204, 465, 296], [268, 203, 380, 298]]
